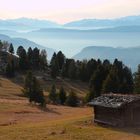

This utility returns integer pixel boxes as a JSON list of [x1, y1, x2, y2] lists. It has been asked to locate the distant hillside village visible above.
[[1, 40, 140, 111]]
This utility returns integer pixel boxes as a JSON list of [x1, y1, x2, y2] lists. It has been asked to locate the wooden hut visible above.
[[89, 94, 140, 127]]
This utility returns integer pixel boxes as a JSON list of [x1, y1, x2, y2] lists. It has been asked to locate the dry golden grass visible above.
[[0, 77, 23, 99], [40, 78, 89, 97], [0, 76, 140, 140]]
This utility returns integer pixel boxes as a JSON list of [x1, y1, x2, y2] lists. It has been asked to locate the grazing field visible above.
[[0, 77, 140, 140]]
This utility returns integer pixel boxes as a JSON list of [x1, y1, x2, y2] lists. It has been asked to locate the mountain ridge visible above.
[[0, 34, 55, 59], [73, 46, 140, 71]]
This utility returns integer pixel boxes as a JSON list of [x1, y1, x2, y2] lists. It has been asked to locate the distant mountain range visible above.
[[1, 15, 140, 31], [0, 34, 54, 59], [0, 18, 61, 31], [64, 15, 140, 29], [0, 15, 140, 65], [73, 46, 140, 72], [32, 25, 140, 33]]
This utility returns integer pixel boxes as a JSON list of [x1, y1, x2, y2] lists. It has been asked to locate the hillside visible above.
[[73, 46, 140, 71], [0, 76, 140, 140]]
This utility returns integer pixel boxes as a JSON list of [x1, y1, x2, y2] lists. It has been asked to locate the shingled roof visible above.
[[89, 94, 140, 108]]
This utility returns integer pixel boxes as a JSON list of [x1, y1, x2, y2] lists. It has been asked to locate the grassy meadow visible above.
[[0, 76, 140, 140]]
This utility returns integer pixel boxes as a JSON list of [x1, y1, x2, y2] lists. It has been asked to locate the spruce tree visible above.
[[56, 51, 65, 70], [0, 40, 3, 50], [24, 71, 33, 97], [58, 86, 66, 105], [17, 47, 27, 70], [8, 43, 14, 54], [40, 49, 48, 71], [49, 84, 57, 103], [134, 65, 140, 94], [89, 65, 106, 97], [32, 48, 40, 69], [102, 59, 133, 94], [27, 47, 33, 69], [102, 68, 119, 93], [23, 71, 46, 107], [32, 77, 45, 106], [68, 60, 76, 79], [5, 60, 15, 77], [50, 53, 59, 79]]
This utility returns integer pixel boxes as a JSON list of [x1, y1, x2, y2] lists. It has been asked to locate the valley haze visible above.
[[0, 15, 140, 71]]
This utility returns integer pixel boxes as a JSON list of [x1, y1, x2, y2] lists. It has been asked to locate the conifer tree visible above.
[[134, 65, 140, 94], [5, 59, 15, 77], [68, 60, 76, 79], [17, 46, 27, 70], [8, 43, 14, 54], [32, 47, 40, 69], [89, 65, 106, 97], [27, 47, 33, 69], [58, 86, 66, 105], [31, 77, 45, 106], [40, 49, 48, 71], [24, 71, 33, 97], [56, 51, 65, 70], [23, 71, 46, 107], [102, 59, 133, 94], [50, 53, 59, 79], [49, 84, 57, 103]]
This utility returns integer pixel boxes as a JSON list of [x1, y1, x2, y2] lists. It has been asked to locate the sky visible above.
[[0, 0, 140, 23]]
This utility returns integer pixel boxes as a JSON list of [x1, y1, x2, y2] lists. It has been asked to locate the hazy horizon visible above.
[[0, 0, 140, 23]]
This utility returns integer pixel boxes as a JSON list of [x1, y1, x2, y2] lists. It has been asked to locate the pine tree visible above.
[[23, 71, 46, 107], [32, 77, 45, 106], [5, 60, 15, 77], [134, 65, 140, 94], [68, 60, 76, 79], [8, 43, 14, 54], [50, 53, 59, 79], [24, 71, 33, 97], [27, 47, 33, 69], [0, 40, 3, 50], [86, 59, 97, 81], [66, 91, 78, 107], [58, 86, 66, 105], [79, 60, 87, 82], [102, 68, 120, 93], [120, 67, 133, 93], [89, 65, 106, 97], [17, 46, 27, 70], [49, 84, 57, 103], [40, 49, 48, 71], [32, 48, 40, 69], [102, 59, 133, 94], [56, 51, 65, 70]]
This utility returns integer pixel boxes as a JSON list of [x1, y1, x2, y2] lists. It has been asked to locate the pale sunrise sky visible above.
[[0, 0, 140, 23]]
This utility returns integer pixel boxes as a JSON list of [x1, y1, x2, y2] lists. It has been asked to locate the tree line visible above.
[[4, 44, 47, 77], [24, 71, 79, 107], [1, 42, 140, 106]]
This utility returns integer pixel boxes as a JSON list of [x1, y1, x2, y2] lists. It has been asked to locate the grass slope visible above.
[[0, 76, 140, 140]]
